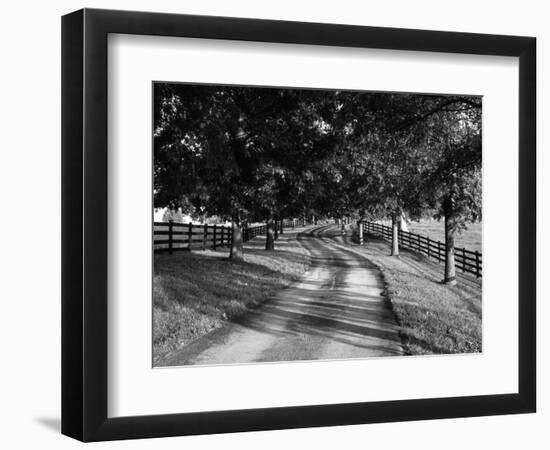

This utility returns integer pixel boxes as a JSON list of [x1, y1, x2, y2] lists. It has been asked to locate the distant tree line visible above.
[[154, 84, 481, 284]]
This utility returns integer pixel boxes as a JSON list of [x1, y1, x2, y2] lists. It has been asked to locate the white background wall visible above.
[[0, 1, 546, 448]]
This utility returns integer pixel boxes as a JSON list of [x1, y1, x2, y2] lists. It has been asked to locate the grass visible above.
[[153, 229, 311, 364], [377, 218, 482, 252], [407, 219, 482, 252], [350, 227, 482, 355]]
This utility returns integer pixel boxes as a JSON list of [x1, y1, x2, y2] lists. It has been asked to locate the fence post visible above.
[[168, 220, 173, 255], [203, 223, 207, 250], [475, 251, 481, 278], [188, 222, 193, 250], [462, 248, 466, 273], [427, 238, 431, 259], [213, 224, 217, 249]]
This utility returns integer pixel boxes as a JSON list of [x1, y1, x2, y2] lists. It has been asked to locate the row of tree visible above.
[[154, 84, 481, 284]]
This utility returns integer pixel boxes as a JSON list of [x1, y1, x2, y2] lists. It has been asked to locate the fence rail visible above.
[[154, 221, 285, 254], [362, 221, 482, 278]]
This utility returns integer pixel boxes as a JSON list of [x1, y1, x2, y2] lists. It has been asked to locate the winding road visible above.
[[159, 225, 403, 366]]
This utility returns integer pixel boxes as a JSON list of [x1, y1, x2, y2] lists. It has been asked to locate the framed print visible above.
[[61, 8, 536, 442]]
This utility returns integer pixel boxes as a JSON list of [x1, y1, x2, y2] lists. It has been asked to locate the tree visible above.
[[426, 138, 482, 284], [249, 88, 344, 247], [359, 93, 482, 266], [154, 85, 268, 259], [336, 92, 435, 255], [154, 84, 481, 278], [411, 97, 482, 284]]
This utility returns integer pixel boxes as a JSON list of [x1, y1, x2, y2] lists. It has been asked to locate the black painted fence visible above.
[[154, 220, 300, 254], [362, 221, 482, 278]]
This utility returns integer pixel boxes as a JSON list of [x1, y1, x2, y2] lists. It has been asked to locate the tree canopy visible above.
[[154, 83, 481, 276]]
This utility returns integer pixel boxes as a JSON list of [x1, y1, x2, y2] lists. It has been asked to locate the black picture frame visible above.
[[61, 8, 536, 442]]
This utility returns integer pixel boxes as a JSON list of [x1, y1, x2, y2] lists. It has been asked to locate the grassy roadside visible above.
[[348, 226, 482, 355], [153, 229, 311, 364]]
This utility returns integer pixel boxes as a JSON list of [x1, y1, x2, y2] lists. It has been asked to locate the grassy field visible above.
[[153, 229, 311, 364], [350, 227, 482, 355], [407, 219, 482, 252], [377, 218, 481, 252]]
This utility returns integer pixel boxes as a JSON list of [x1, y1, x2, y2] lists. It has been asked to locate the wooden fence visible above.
[[154, 221, 289, 254], [362, 221, 482, 278]]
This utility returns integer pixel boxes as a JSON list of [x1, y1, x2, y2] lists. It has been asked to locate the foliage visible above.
[[154, 84, 481, 239]]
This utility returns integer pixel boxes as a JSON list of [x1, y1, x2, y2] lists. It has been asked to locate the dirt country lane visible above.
[[159, 225, 404, 366]]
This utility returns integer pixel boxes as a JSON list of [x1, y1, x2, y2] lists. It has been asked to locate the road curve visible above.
[[159, 225, 404, 367]]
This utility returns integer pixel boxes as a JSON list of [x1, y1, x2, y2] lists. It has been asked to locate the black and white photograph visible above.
[[1, 0, 543, 447], [152, 83, 482, 367]]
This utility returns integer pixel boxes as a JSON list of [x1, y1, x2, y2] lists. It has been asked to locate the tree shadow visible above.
[[222, 277, 403, 357]]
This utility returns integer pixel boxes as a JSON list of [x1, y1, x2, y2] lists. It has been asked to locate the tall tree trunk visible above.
[[229, 217, 244, 260], [444, 197, 457, 285], [391, 212, 400, 256], [279, 219, 284, 234], [340, 217, 346, 234], [274, 218, 279, 240], [265, 216, 275, 251]]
